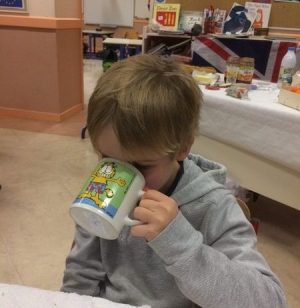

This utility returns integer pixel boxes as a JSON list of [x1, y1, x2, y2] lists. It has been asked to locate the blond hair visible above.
[[87, 54, 202, 160]]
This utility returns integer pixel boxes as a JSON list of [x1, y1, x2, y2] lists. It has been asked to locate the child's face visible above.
[[95, 124, 181, 194]]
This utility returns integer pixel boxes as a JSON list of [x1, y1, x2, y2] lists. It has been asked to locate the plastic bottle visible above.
[[277, 47, 297, 88]]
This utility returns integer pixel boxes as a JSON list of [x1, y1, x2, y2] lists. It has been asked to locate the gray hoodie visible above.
[[61, 154, 287, 308]]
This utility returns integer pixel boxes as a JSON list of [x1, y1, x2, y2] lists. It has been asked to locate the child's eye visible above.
[[133, 163, 151, 170]]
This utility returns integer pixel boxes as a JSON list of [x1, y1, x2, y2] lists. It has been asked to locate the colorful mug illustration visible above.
[[70, 158, 145, 239]]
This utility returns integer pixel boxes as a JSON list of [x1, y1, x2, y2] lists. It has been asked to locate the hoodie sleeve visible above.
[[148, 194, 287, 308], [60, 225, 105, 296]]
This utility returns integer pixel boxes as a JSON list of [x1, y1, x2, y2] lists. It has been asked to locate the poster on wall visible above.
[[245, 2, 271, 28], [223, 2, 257, 34], [153, 3, 181, 30], [0, 0, 28, 12]]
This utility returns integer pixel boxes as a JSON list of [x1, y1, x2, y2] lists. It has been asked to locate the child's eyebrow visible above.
[[133, 160, 157, 166]]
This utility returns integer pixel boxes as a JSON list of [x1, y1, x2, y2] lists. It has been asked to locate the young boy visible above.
[[61, 55, 287, 308]]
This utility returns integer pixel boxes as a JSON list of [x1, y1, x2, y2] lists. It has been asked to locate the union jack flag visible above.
[[192, 36, 300, 82]]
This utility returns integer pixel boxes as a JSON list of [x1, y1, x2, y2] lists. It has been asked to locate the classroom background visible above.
[[0, 1, 300, 307]]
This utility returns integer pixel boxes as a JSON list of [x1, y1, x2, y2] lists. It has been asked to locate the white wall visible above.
[[135, 0, 150, 19]]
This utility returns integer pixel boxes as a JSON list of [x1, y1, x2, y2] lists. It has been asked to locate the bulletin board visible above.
[[165, 0, 300, 29], [83, 0, 135, 27]]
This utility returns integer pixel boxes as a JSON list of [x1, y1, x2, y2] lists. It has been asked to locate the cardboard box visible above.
[[278, 89, 300, 111]]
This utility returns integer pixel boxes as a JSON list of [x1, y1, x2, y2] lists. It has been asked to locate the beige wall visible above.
[[55, 0, 82, 18], [0, 0, 83, 122], [26, 0, 55, 17]]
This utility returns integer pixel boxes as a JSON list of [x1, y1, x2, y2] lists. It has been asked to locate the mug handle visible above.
[[124, 190, 144, 226], [124, 216, 143, 226]]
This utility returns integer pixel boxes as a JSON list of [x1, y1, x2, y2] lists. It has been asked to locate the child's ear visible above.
[[176, 139, 194, 161]]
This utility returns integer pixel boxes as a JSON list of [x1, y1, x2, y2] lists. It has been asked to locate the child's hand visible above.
[[131, 189, 179, 241]]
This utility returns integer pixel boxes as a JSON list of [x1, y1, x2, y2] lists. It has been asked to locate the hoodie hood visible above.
[[172, 153, 228, 206], [187, 153, 227, 185]]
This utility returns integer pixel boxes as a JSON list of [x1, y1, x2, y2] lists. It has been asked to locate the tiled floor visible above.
[[0, 59, 300, 307]]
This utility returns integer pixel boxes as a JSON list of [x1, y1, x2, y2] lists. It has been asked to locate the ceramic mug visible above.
[[70, 158, 145, 240]]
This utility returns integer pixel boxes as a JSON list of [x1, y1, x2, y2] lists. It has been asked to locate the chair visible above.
[[124, 31, 139, 39], [81, 125, 88, 139], [236, 198, 259, 234], [124, 31, 140, 57], [236, 198, 251, 221]]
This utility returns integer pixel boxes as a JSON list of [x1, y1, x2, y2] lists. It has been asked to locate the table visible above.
[[192, 36, 300, 82], [0, 283, 150, 308], [103, 38, 142, 59], [82, 30, 114, 57], [191, 82, 300, 210]]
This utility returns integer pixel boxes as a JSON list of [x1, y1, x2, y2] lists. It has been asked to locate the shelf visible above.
[[142, 32, 192, 59]]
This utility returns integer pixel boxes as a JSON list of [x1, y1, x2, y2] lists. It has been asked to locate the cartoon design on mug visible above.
[[78, 162, 126, 209]]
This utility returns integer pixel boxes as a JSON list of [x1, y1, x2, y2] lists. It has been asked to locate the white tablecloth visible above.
[[0, 284, 150, 308], [199, 83, 300, 172]]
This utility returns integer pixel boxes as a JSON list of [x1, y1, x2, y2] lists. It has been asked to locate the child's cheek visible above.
[[143, 173, 160, 190]]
